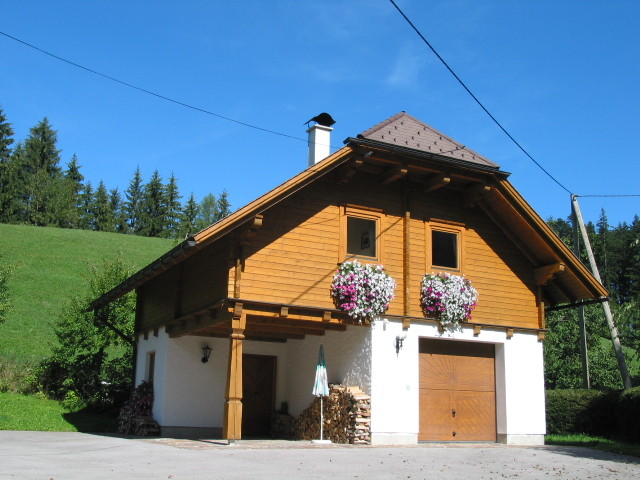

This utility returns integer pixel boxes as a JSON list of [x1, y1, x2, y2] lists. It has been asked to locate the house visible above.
[[90, 112, 607, 445]]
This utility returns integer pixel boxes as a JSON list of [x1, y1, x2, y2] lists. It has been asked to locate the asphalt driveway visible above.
[[1, 431, 639, 479]]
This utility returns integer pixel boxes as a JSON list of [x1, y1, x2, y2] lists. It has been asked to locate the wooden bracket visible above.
[[424, 173, 451, 193], [381, 165, 408, 185], [535, 262, 565, 285], [239, 215, 263, 245], [537, 331, 546, 341], [473, 325, 482, 336], [233, 302, 244, 320], [153, 327, 159, 337], [402, 317, 411, 330], [506, 328, 514, 339], [143, 330, 149, 340], [464, 183, 491, 208], [279, 306, 289, 318], [436, 321, 445, 333], [323, 311, 331, 322], [338, 158, 364, 184]]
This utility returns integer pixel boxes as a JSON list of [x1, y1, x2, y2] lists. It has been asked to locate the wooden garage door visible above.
[[419, 339, 496, 442]]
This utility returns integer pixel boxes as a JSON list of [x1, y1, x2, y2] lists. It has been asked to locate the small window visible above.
[[432, 230, 458, 269], [347, 217, 376, 258], [146, 351, 156, 384]]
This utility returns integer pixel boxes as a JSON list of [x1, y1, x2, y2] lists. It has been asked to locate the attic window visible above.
[[432, 230, 458, 269], [347, 217, 376, 258]]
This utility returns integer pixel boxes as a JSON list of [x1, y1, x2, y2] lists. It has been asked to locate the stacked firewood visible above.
[[293, 384, 371, 444], [118, 381, 159, 436]]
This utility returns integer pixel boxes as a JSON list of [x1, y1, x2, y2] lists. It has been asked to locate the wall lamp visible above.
[[395, 335, 406, 355], [201, 345, 212, 363]]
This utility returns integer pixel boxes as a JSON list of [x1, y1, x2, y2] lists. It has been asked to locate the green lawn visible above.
[[0, 224, 173, 367], [0, 391, 117, 432], [546, 434, 640, 459]]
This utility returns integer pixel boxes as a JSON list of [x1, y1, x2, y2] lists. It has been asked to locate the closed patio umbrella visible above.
[[312, 344, 330, 443]]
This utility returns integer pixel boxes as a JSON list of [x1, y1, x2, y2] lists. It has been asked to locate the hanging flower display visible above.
[[420, 272, 478, 327], [330, 260, 396, 323]]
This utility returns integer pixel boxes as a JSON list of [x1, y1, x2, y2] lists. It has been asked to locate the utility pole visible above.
[[571, 202, 590, 389], [571, 194, 632, 389]]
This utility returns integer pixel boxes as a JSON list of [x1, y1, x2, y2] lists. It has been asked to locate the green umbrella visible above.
[[312, 344, 330, 443]]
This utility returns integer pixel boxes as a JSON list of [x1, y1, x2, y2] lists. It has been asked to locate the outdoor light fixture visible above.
[[201, 345, 212, 363], [395, 335, 406, 355]]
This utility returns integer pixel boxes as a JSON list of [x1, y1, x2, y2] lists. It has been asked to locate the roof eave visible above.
[[345, 137, 511, 178]]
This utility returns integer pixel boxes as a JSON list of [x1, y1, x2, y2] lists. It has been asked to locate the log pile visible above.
[[118, 380, 159, 436], [292, 384, 371, 444]]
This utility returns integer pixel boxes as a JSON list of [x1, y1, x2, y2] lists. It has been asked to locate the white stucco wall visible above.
[[285, 325, 371, 417], [137, 319, 545, 445], [369, 318, 546, 445]]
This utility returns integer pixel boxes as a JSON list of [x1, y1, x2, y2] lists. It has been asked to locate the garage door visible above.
[[419, 339, 496, 442]]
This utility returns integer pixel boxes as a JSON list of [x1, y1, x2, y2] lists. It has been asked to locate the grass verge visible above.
[[546, 434, 640, 459], [0, 391, 118, 432]]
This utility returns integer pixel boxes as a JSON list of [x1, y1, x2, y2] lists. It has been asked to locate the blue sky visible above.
[[2, 1, 638, 225]]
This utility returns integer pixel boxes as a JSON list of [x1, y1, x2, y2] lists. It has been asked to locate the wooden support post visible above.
[[223, 309, 246, 441], [403, 190, 411, 322], [572, 194, 631, 389]]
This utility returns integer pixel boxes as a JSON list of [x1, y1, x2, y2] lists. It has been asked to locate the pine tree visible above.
[[78, 182, 95, 230], [109, 188, 126, 233], [216, 190, 231, 220], [94, 181, 114, 232], [140, 170, 166, 237], [22, 118, 65, 226], [124, 166, 144, 234], [0, 108, 16, 222], [164, 173, 182, 238], [178, 192, 200, 238]]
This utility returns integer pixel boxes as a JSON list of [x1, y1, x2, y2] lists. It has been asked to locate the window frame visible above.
[[426, 219, 465, 273], [340, 205, 384, 262]]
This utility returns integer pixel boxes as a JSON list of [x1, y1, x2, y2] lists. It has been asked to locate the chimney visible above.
[[307, 124, 333, 167], [305, 113, 335, 167]]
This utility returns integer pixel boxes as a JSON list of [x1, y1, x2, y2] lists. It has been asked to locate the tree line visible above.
[[545, 211, 640, 389], [0, 107, 230, 239]]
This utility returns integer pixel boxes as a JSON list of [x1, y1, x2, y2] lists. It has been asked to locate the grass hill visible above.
[[0, 224, 174, 379]]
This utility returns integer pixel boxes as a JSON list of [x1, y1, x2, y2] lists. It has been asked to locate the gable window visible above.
[[427, 220, 464, 272], [347, 216, 376, 258], [341, 205, 383, 261], [432, 230, 458, 269]]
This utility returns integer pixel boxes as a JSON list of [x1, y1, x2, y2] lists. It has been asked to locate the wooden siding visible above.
[[137, 237, 230, 332], [135, 171, 541, 331], [236, 174, 539, 329]]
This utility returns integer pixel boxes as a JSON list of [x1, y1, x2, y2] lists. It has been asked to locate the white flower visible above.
[[331, 260, 396, 323], [420, 272, 478, 328]]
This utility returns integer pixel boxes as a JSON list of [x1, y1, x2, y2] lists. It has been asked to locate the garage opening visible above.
[[419, 339, 496, 442]]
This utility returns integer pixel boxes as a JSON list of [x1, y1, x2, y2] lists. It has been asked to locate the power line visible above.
[[0, 30, 326, 147], [577, 194, 640, 198], [388, 0, 573, 195]]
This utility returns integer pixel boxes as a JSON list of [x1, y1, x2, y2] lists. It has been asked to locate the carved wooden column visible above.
[[223, 303, 246, 440]]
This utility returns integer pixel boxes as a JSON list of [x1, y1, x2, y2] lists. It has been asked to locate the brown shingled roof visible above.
[[358, 112, 499, 168]]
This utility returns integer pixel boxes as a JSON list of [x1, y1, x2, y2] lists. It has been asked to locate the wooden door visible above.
[[242, 354, 276, 438], [419, 339, 496, 441]]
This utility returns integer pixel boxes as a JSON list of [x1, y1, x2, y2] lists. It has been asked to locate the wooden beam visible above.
[[506, 328, 514, 339], [464, 183, 491, 208], [223, 312, 246, 441], [279, 306, 289, 318], [478, 203, 539, 265], [424, 173, 451, 193], [537, 331, 546, 341], [239, 215, 264, 245], [337, 158, 364, 184], [535, 262, 565, 286], [473, 325, 482, 336], [381, 166, 408, 185], [403, 190, 411, 319]]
